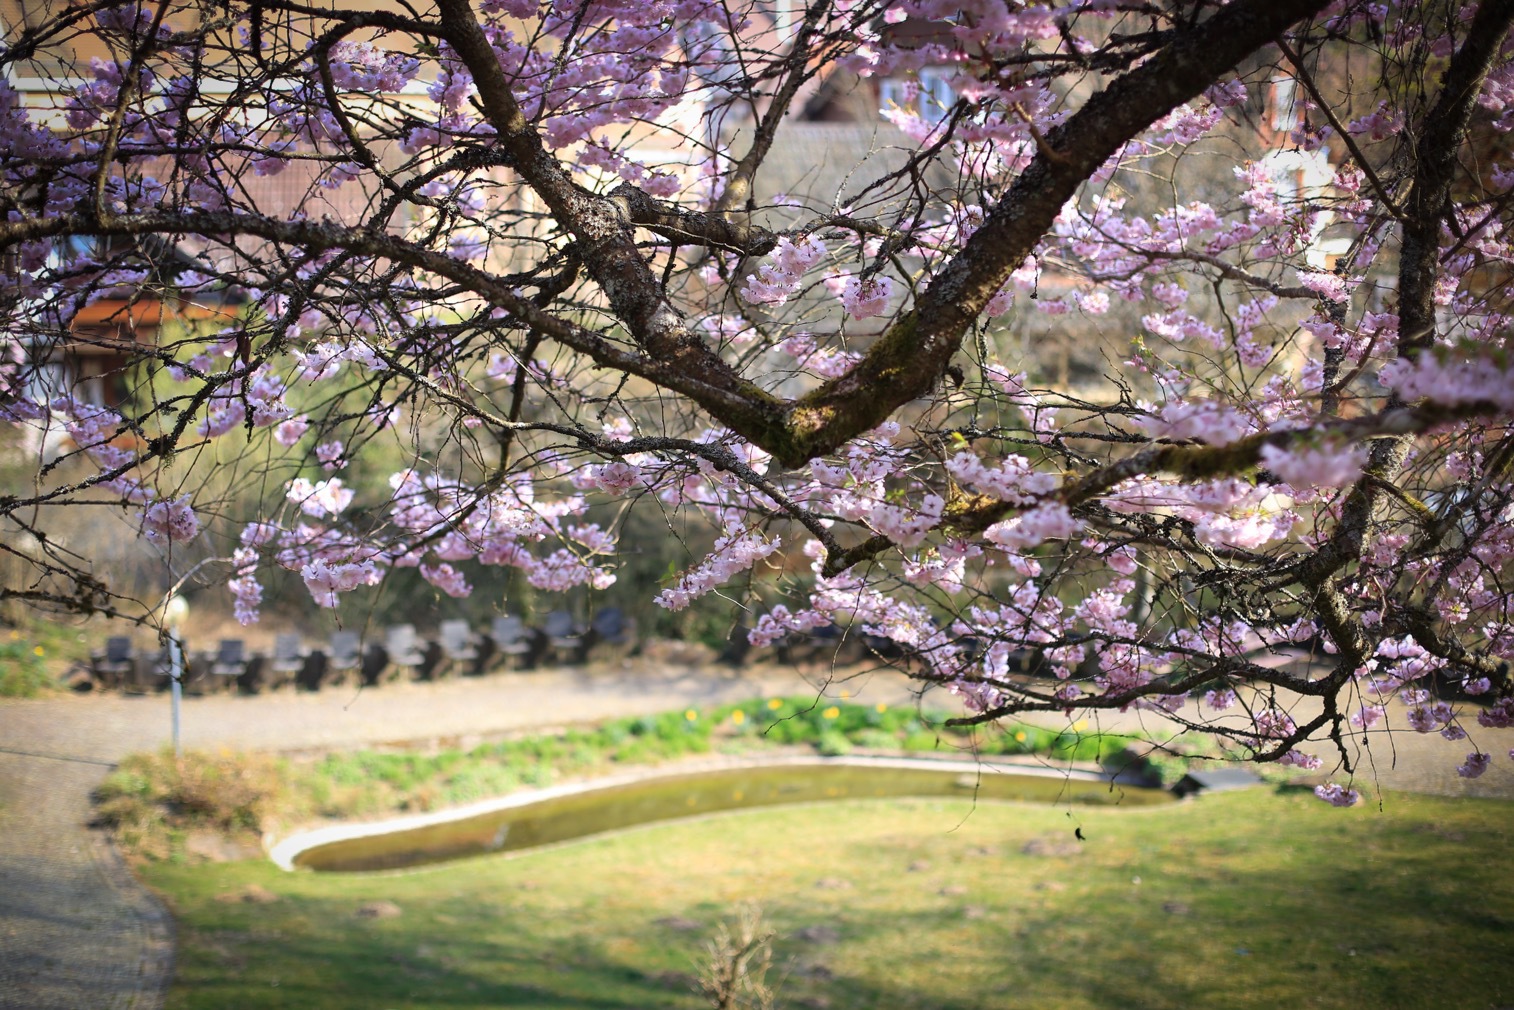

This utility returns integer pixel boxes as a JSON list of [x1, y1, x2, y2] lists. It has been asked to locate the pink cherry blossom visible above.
[[140, 495, 200, 546], [594, 461, 641, 495], [287, 478, 355, 518], [1279, 750, 1323, 770], [316, 441, 346, 471], [1456, 752, 1491, 779], [983, 504, 1083, 551], [1314, 783, 1361, 807], [1259, 441, 1367, 488], [421, 562, 473, 598], [275, 417, 310, 446], [839, 275, 895, 320]]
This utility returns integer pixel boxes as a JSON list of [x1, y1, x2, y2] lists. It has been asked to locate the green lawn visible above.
[[143, 787, 1514, 1010]]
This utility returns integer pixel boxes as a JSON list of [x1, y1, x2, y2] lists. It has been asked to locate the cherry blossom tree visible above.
[[4, 0, 1514, 800]]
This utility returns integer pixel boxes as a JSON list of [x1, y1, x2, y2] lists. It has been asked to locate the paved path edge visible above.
[[90, 826, 175, 1010]]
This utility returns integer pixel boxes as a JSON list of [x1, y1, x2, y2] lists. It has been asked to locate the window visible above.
[[880, 66, 957, 124], [1270, 77, 1299, 133]]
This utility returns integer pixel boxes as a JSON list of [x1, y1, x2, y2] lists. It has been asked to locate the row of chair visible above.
[[86, 609, 634, 694]]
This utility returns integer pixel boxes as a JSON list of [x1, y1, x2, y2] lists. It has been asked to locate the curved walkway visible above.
[[0, 750, 173, 1010], [1, 660, 1510, 1009]]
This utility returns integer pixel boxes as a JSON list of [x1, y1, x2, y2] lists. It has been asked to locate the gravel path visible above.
[[1, 659, 1508, 1010], [0, 753, 172, 1010], [0, 662, 856, 762]]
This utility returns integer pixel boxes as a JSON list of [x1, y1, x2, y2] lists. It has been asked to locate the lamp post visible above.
[[164, 596, 188, 758]]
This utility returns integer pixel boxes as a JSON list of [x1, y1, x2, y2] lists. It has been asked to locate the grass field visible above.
[[143, 787, 1514, 1010]]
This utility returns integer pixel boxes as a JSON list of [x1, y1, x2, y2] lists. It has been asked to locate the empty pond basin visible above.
[[273, 757, 1173, 873]]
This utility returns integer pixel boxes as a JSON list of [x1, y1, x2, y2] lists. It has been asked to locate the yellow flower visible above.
[[32, 646, 44, 657], [685, 709, 698, 721], [822, 706, 840, 720], [767, 698, 783, 710], [1074, 719, 1089, 732], [1015, 731, 1027, 742], [875, 703, 888, 713], [839, 689, 851, 699], [731, 710, 746, 726]]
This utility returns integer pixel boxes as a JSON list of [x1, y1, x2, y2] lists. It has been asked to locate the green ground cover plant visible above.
[[143, 789, 1514, 1010], [94, 697, 1150, 861], [0, 617, 126, 696], [0, 631, 60, 697]]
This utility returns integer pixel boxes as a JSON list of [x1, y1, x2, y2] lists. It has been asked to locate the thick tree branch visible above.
[[431, 0, 772, 416], [773, 0, 1335, 467], [609, 184, 778, 256]]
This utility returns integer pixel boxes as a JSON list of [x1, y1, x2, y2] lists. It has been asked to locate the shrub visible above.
[[1048, 730, 1138, 763], [902, 730, 943, 753], [613, 738, 663, 766], [852, 728, 900, 750], [816, 731, 854, 757], [441, 763, 520, 805], [761, 714, 812, 745], [987, 725, 1055, 755], [95, 749, 293, 860]]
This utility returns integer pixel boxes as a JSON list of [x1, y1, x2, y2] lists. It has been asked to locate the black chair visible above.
[[127, 644, 174, 694], [586, 607, 636, 661], [437, 619, 481, 677], [214, 639, 273, 694], [1003, 647, 1050, 677], [270, 633, 309, 690], [486, 615, 542, 671], [91, 636, 135, 690], [182, 647, 225, 695], [58, 660, 95, 692], [543, 610, 587, 664], [163, 638, 201, 691], [372, 624, 425, 683], [324, 630, 363, 687], [777, 623, 863, 667], [210, 639, 247, 679], [590, 607, 630, 646], [861, 632, 906, 662]]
